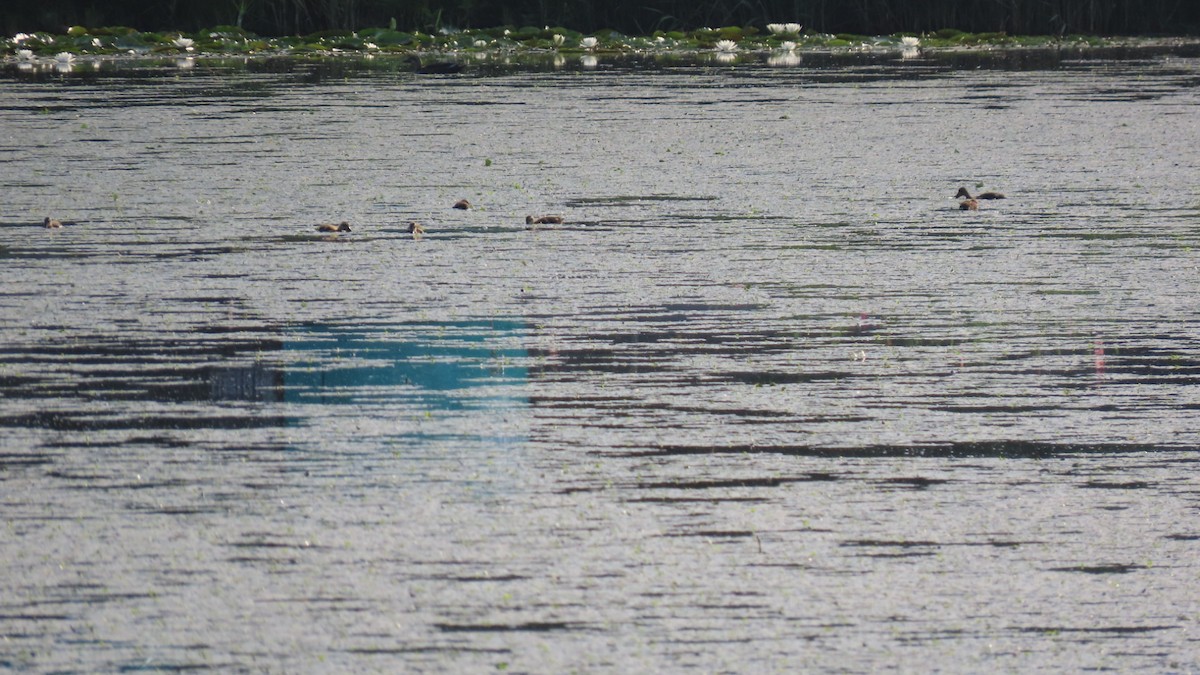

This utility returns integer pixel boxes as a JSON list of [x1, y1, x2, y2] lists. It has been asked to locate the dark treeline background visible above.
[[5, 0, 1199, 38]]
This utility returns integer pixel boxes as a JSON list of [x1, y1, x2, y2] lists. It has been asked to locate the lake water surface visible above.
[[2, 47, 1200, 672]]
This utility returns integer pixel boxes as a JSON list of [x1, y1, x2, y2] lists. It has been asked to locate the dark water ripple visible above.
[[1, 51, 1199, 672]]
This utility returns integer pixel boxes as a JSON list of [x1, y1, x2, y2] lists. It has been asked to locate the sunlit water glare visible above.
[[1, 49, 1199, 672]]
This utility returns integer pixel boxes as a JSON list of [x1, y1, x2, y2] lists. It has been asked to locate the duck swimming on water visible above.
[[526, 215, 564, 225], [316, 222, 351, 232], [43, 217, 63, 228], [453, 199, 471, 210], [408, 55, 463, 74], [956, 187, 1005, 200], [407, 221, 426, 238], [959, 198, 979, 211]]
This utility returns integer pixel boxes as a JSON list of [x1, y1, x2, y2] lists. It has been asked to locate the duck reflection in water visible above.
[[408, 55, 463, 74]]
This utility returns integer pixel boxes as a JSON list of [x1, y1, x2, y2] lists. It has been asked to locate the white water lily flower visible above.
[[364, 42, 378, 49], [55, 51, 74, 63], [173, 36, 194, 51], [474, 39, 488, 47], [785, 23, 803, 33], [91, 38, 101, 47], [13, 32, 31, 43], [580, 36, 598, 50], [17, 48, 33, 60], [767, 24, 785, 34], [715, 39, 738, 53], [901, 36, 920, 47], [552, 34, 565, 46], [780, 40, 796, 51], [655, 36, 666, 43]]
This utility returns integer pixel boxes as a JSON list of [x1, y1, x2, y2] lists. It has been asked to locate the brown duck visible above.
[[407, 221, 426, 238], [316, 222, 351, 232], [526, 215, 564, 225], [43, 217, 63, 228], [453, 199, 471, 210], [959, 199, 979, 211], [956, 187, 1005, 200]]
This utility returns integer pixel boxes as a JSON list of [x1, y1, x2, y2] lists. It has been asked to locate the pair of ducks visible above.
[[316, 198, 471, 235], [460, 198, 564, 224], [956, 187, 1005, 210], [315, 221, 425, 237]]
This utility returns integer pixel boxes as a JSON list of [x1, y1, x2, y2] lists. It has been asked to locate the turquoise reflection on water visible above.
[[281, 321, 527, 410]]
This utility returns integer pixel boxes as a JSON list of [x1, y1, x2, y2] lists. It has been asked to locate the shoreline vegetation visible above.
[[5, 25, 1200, 67], [5, 0, 1198, 38]]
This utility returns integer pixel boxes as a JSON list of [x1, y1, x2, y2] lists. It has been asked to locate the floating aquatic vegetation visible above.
[[2, 24, 1193, 68]]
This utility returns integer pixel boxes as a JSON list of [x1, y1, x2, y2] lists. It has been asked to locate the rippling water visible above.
[[2, 48, 1200, 672]]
